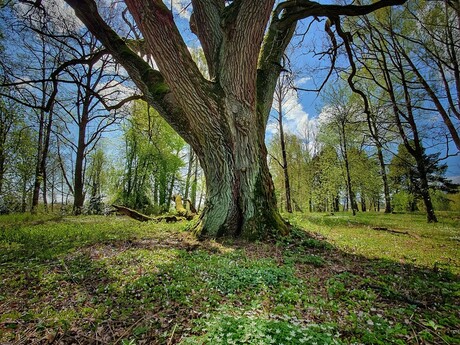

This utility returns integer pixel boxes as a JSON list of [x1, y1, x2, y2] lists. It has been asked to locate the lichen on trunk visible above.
[[190, 102, 289, 239]]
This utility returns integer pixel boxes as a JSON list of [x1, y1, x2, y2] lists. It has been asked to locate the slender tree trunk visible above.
[[415, 152, 437, 222], [341, 127, 358, 215], [190, 156, 198, 210], [376, 144, 391, 213], [43, 168, 48, 212], [167, 173, 176, 212], [21, 178, 28, 213], [73, 120, 87, 215], [51, 174, 55, 213], [277, 94, 292, 213], [184, 146, 194, 201], [32, 38, 55, 214], [153, 179, 159, 208], [31, 108, 45, 214], [158, 168, 168, 212], [361, 194, 366, 212], [198, 188, 203, 212]]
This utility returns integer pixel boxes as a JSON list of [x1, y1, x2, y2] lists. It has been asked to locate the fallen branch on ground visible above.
[[111, 205, 188, 223]]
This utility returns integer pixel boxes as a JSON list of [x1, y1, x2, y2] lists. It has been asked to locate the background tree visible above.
[[54, 33, 127, 215], [86, 147, 107, 214], [0, 96, 16, 196], [318, 85, 363, 215], [271, 71, 298, 213], [310, 145, 343, 212], [114, 100, 185, 214], [396, 0, 460, 150], [346, 5, 452, 222], [389, 142, 458, 212]]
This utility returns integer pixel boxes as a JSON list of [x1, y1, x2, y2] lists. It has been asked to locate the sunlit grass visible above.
[[287, 211, 460, 274]]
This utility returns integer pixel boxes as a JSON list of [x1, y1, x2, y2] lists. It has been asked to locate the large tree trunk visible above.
[[191, 101, 288, 239]]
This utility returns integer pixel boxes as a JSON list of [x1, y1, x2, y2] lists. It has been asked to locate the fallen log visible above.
[[111, 205, 188, 223], [112, 204, 153, 222], [372, 227, 410, 235]]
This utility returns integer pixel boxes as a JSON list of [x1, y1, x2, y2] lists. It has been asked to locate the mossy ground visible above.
[[0, 212, 458, 344]]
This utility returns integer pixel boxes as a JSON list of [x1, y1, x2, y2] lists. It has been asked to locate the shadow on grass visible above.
[[0, 220, 459, 344]]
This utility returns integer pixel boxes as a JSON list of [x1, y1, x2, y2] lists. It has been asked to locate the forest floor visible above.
[[0, 212, 459, 344]]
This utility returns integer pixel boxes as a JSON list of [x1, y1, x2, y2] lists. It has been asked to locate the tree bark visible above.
[[376, 143, 392, 213], [191, 119, 288, 239], [73, 122, 86, 215], [277, 88, 293, 213]]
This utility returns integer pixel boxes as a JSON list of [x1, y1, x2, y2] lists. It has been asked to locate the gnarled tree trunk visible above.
[[190, 101, 287, 238]]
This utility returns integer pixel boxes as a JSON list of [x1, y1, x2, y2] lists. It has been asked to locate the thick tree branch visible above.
[[275, 0, 407, 29], [63, 0, 195, 144], [219, 0, 275, 107], [190, 0, 224, 80], [123, 0, 216, 117]]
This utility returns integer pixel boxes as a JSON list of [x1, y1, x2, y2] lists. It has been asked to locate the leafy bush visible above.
[[392, 191, 415, 212]]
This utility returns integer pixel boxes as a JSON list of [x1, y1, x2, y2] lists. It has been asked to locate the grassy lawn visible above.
[[287, 211, 460, 274], [0, 213, 459, 344]]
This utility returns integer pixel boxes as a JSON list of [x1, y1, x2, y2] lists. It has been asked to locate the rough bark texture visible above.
[[63, 0, 408, 238]]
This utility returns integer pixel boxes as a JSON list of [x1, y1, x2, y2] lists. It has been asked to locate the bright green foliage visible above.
[[269, 133, 313, 212], [113, 100, 185, 213], [182, 315, 341, 344], [0, 98, 36, 212], [348, 147, 383, 210], [86, 148, 107, 214], [310, 145, 343, 212]]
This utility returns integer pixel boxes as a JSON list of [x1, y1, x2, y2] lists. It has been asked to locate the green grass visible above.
[[0, 213, 459, 344], [287, 211, 460, 274]]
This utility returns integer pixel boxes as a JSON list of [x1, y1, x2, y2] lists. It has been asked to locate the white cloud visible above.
[[317, 105, 335, 127], [269, 88, 319, 141], [296, 76, 311, 86]]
